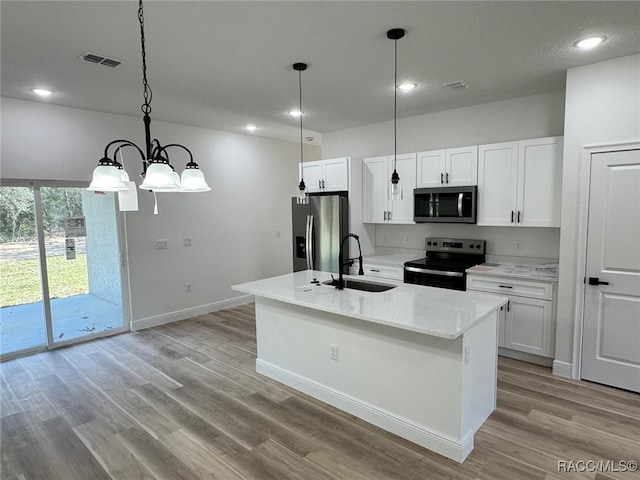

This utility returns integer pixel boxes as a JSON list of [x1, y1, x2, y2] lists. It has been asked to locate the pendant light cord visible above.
[[298, 68, 304, 169], [393, 36, 398, 172]]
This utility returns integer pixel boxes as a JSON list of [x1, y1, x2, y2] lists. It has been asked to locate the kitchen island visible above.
[[232, 270, 507, 462]]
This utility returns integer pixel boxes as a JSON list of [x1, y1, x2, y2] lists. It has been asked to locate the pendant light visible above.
[[88, 0, 210, 196], [387, 28, 405, 201], [294, 62, 308, 205]]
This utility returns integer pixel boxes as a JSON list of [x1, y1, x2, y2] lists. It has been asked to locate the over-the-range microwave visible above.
[[414, 186, 477, 223]]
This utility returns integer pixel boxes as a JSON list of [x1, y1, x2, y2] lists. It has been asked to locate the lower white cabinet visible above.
[[361, 263, 403, 281], [467, 274, 556, 362]]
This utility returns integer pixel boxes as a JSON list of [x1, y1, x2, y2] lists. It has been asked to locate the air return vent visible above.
[[78, 51, 123, 68], [442, 80, 473, 90]]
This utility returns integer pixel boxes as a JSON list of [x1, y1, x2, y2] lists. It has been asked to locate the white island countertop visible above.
[[233, 270, 507, 339]]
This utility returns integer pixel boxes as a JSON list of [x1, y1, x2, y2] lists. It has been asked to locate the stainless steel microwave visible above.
[[414, 186, 477, 223]]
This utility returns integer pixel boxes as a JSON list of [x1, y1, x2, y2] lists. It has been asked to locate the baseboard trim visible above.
[[498, 348, 553, 367], [256, 359, 472, 463], [131, 295, 254, 331], [552, 360, 574, 379]]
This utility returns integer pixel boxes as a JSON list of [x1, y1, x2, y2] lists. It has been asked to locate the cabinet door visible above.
[[322, 157, 349, 191], [389, 153, 417, 224], [517, 137, 563, 227], [362, 156, 389, 223], [477, 142, 518, 226], [504, 296, 553, 357], [300, 161, 323, 193], [416, 150, 445, 188], [445, 146, 478, 186]]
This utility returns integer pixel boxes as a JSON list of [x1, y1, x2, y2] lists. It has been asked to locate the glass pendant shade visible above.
[[88, 164, 128, 191], [390, 169, 401, 200], [139, 162, 180, 191], [297, 180, 308, 204], [180, 167, 211, 192]]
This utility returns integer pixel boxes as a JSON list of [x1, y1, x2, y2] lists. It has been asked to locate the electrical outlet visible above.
[[404, 235, 410, 245], [382, 234, 389, 244], [156, 239, 168, 249], [186, 282, 192, 293], [184, 236, 193, 247], [330, 344, 339, 361], [515, 240, 524, 251]]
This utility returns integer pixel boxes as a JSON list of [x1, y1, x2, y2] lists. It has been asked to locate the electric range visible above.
[[404, 237, 486, 291]]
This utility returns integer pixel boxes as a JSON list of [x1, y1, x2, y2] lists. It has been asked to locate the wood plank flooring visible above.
[[2, 303, 639, 480]]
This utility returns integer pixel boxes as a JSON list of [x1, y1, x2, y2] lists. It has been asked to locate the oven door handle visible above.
[[458, 193, 463, 217], [404, 266, 464, 277]]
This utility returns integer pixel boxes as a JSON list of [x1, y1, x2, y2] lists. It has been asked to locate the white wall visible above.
[[322, 91, 566, 259], [555, 54, 640, 374], [1, 97, 321, 327]]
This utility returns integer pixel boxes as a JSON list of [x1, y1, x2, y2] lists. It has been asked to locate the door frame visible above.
[[0, 178, 131, 360], [571, 141, 640, 381]]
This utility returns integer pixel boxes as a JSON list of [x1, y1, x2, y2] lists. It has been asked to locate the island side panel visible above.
[[461, 310, 498, 442], [254, 296, 469, 460]]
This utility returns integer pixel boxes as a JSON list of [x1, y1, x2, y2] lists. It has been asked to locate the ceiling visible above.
[[2, 1, 639, 145]]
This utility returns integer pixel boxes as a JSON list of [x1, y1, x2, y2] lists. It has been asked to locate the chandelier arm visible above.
[[157, 144, 196, 166], [103, 140, 145, 160]]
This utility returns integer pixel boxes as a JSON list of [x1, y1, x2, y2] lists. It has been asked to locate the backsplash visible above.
[[373, 223, 560, 260]]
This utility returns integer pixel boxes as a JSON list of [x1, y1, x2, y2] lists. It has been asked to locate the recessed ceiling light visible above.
[[574, 36, 606, 50], [289, 109, 303, 117], [398, 82, 417, 92], [245, 124, 257, 132], [32, 88, 53, 97]]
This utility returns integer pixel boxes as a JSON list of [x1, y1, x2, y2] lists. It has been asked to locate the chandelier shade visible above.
[[88, 160, 128, 191]]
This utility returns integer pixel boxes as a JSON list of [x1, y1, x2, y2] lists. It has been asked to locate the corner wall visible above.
[[1, 97, 321, 327], [556, 54, 640, 375]]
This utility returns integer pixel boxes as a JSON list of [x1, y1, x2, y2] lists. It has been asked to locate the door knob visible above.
[[588, 277, 609, 286]]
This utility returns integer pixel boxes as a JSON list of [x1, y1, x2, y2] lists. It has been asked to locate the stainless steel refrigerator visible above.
[[292, 194, 349, 273]]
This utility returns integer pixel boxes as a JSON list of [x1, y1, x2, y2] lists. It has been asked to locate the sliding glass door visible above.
[[0, 182, 128, 359]]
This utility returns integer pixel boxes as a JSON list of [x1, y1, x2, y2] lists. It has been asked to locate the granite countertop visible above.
[[232, 270, 507, 340], [466, 262, 558, 281]]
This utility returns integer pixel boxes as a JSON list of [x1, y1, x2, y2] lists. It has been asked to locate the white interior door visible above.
[[581, 149, 640, 393]]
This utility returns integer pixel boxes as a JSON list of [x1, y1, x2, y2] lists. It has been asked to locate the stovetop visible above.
[[404, 256, 484, 272], [404, 237, 486, 273]]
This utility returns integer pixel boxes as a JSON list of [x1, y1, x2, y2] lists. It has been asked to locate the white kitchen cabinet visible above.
[[362, 153, 416, 224], [416, 146, 478, 188], [467, 273, 556, 362], [299, 157, 349, 193], [477, 136, 563, 227]]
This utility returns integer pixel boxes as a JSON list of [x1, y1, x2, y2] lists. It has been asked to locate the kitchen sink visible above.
[[322, 278, 397, 292]]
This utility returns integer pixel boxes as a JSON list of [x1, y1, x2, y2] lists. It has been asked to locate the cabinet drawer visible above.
[[362, 264, 403, 281], [466, 275, 553, 300]]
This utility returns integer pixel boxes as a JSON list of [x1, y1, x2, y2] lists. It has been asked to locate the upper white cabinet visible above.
[[299, 157, 349, 193], [363, 153, 416, 224], [477, 136, 563, 227], [416, 146, 478, 188]]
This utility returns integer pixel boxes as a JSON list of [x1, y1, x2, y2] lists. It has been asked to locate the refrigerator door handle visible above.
[[306, 214, 314, 270]]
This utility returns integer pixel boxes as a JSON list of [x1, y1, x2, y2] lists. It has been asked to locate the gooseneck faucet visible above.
[[337, 233, 364, 289]]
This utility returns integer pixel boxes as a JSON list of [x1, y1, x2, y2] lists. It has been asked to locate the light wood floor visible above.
[[2, 304, 639, 480]]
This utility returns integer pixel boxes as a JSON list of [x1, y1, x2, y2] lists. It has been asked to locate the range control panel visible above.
[[425, 238, 486, 255]]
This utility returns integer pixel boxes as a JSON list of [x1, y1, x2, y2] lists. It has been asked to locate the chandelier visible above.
[[88, 0, 210, 197]]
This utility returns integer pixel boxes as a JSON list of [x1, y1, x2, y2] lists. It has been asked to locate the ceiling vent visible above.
[[78, 52, 123, 68], [442, 80, 473, 91]]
